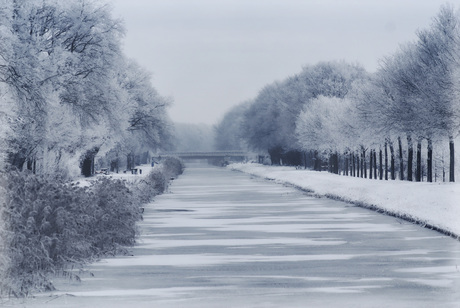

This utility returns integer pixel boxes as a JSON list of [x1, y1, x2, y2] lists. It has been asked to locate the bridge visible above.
[[158, 151, 253, 161]]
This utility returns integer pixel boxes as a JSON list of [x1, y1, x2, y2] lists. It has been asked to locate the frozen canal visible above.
[[18, 163, 460, 307]]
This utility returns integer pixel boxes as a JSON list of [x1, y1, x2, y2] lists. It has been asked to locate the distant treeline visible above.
[[215, 4, 460, 182]]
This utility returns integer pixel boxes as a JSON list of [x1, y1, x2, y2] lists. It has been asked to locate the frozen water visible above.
[[11, 163, 460, 308]]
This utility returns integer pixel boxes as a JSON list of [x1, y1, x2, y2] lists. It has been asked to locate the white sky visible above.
[[110, 0, 450, 125]]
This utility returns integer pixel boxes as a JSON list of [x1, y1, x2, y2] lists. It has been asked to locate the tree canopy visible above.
[[216, 4, 460, 182], [0, 0, 173, 177]]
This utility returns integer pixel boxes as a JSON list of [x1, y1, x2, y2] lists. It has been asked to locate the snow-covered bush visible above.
[[130, 157, 184, 203], [89, 178, 141, 253], [0, 157, 185, 297], [0, 172, 140, 297], [131, 170, 167, 204], [0, 170, 72, 296]]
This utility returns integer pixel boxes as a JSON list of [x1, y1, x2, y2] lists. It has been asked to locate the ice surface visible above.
[[230, 163, 460, 237], [10, 163, 460, 308]]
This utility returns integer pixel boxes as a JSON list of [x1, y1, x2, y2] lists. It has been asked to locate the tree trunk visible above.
[[427, 138, 433, 182], [369, 150, 373, 179], [127, 152, 135, 170], [357, 155, 360, 178], [407, 135, 413, 181], [379, 147, 383, 180], [269, 146, 283, 166], [82, 158, 92, 177], [110, 159, 118, 173], [389, 140, 395, 180], [352, 152, 356, 177], [385, 140, 388, 180], [337, 152, 340, 175], [27, 158, 36, 174], [416, 139, 422, 182], [328, 153, 333, 173], [331, 153, 335, 173], [334, 152, 339, 174], [442, 154, 446, 182], [350, 152, 355, 176], [449, 136, 455, 182], [398, 137, 404, 180], [345, 154, 349, 176], [362, 147, 367, 178], [373, 150, 377, 179], [314, 150, 321, 171], [328, 152, 338, 174], [81, 147, 99, 177]]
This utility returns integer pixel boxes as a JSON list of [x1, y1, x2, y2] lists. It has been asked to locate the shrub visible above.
[[0, 171, 71, 296], [0, 158, 185, 297], [0, 173, 141, 297], [130, 157, 183, 203], [130, 170, 167, 204], [89, 177, 141, 253]]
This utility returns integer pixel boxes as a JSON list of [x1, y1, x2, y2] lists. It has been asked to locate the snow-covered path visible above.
[[10, 163, 460, 307]]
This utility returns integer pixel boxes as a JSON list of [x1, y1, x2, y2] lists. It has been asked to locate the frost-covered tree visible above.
[[292, 61, 367, 168], [0, 0, 173, 177], [298, 61, 366, 99], [0, 0, 126, 176], [369, 5, 460, 182], [241, 61, 367, 165], [220, 4, 460, 182], [296, 96, 347, 172], [122, 60, 173, 150], [351, 76, 399, 180], [414, 4, 460, 182], [100, 58, 174, 172], [214, 102, 249, 151], [241, 84, 286, 164]]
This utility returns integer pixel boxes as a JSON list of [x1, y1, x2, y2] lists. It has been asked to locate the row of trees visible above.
[[0, 0, 173, 178], [0, 1, 179, 296], [215, 4, 460, 182]]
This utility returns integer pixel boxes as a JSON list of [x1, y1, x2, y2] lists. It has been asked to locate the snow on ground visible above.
[[100, 164, 153, 181], [74, 164, 155, 187], [229, 163, 460, 239]]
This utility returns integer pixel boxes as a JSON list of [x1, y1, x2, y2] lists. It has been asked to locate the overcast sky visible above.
[[110, 0, 450, 125]]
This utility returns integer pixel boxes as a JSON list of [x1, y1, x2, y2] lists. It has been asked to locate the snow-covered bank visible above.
[[229, 163, 460, 239]]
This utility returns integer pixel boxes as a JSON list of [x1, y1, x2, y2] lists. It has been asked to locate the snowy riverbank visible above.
[[229, 163, 460, 239]]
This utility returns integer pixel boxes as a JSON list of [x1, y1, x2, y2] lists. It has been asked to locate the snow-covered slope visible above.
[[229, 163, 460, 239]]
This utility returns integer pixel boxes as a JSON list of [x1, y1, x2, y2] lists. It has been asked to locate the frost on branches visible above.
[[217, 4, 460, 183], [0, 0, 177, 298], [0, 0, 173, 179]]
